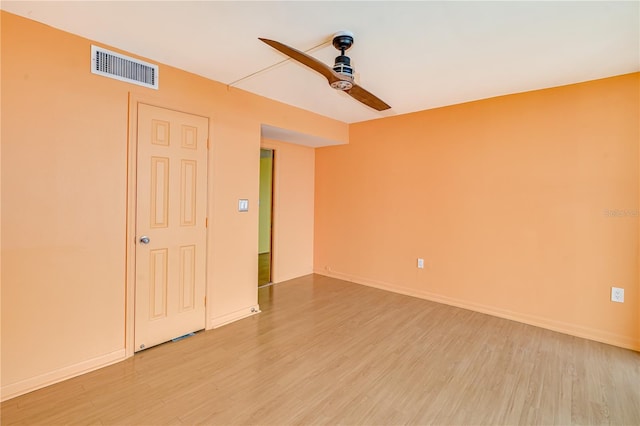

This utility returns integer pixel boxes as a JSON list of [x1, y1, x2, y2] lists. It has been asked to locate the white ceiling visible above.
[[3, 1, 639, 124]]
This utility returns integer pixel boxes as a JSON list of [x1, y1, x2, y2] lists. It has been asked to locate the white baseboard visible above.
[[315, 269, 640, 351], [1, 349, 127, 402], [209, 304, 260, 329]]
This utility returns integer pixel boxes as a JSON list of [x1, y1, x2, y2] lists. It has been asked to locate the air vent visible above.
[[91, 45, 158, 89]]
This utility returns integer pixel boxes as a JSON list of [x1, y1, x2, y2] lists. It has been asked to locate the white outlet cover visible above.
[[611, 287, 624, 303], [417, 258, 424, 269]]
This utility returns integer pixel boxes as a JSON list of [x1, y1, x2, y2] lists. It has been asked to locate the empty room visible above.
[[1, 1, 638, 425]]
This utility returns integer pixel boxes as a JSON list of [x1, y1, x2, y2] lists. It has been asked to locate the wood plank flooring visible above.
[[2, 274, 639, 425]]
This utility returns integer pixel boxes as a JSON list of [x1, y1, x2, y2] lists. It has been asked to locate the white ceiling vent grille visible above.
[[91, 45, 158, 89]]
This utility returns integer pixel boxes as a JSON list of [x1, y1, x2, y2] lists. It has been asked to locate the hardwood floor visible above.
[[2, 274, 639, 425]]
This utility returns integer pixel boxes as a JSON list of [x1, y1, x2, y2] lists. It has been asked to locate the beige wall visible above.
[[262, 139, 315, 283], [315, 73, 640, 351], [0, 12, 346, 399]]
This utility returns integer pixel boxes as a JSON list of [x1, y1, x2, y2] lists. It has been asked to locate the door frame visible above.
[[125, 92, 211, 357]]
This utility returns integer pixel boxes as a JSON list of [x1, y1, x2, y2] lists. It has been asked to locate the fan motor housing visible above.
[[331, 31, 355, 89], [333, 55, 354, 79]]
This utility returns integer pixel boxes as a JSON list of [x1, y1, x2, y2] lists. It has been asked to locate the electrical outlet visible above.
[[417, 258, 424, 269], [611, 287, 624, 303]]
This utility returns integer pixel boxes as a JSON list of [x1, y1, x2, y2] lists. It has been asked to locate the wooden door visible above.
[[134, 103, 208, 351]]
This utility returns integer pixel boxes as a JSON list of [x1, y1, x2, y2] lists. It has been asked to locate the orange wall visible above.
[[315, 73, 640, 350], [262, 138, 315, 283], [0, 11, 347, 399]]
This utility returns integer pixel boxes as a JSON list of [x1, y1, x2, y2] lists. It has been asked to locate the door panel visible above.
[[135, 103, 208, 352]]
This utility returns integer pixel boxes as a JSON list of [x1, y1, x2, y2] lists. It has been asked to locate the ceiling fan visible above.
[[259, 31, 391, 111]]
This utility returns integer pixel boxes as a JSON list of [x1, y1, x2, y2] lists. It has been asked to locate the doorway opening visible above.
[[258, 148, 274, 287]]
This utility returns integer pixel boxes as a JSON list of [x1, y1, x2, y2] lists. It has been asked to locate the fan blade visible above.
[[347, 84, 391, 111], [259, 37, 392, 112], [259, 38, 343, 85]]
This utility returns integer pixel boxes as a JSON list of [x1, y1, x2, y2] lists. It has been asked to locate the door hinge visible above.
[[204, 296, 207, 307], [205, 217, 208, 228]]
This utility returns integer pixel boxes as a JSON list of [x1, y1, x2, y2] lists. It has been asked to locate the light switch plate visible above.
[[238, 199, 249, 212], [611, 287, 624, 303]]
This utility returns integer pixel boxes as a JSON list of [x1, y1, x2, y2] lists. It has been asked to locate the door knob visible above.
[[139, 236, 150, 245]]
